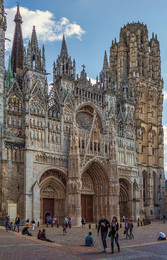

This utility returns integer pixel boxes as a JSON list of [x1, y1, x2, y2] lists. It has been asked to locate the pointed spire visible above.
[[11, 4, 24, 76], [60, 34, 68, 57], [14, 4, 22, 23], [103, 50, 108, 70], [31, 26, 38, 48]]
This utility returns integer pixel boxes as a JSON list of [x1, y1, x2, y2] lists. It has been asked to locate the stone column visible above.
[[32, 181, 40, 223], [24, 150, 34, 220]]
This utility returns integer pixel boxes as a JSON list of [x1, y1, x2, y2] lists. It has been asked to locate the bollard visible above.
[[141, 222, 142, 226], [120, 223, 122, 229], [89, 224, 91, 229], [69, 223, 71, 229], [37, 221, 39, 227], [96, 224, 97, 229], [57, 223, 59, 228], [138, 222, 139, 227], [46, 223, 48, 227], [51, 223, 53, 228]]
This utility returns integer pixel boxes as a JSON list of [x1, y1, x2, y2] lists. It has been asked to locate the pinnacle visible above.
[[103, 50, 108, 70], [31, 26, 38, 48], [14, 3, 22, 23], [60, 34, 68, 57]]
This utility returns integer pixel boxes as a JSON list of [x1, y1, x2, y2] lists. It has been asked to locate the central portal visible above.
[[81, 195, 93, 223]]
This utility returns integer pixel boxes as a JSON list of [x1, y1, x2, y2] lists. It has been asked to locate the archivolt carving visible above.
[[40, 170, 66, 186], [41, 185, 56, 198], [82, 172, 94, 192]]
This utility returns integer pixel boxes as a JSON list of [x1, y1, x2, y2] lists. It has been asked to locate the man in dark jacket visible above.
[[14, 215, 20, 233], [97, 214, 110, 253]]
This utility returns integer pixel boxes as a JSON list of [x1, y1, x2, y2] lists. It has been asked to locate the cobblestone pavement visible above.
[[1, 220, 167, 259]]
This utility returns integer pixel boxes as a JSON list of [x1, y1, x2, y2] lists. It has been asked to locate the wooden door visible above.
[[43, 198, 54, 223], [81, 195, 93, 223]]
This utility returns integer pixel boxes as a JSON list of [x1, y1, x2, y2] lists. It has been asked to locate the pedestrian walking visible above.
[[125, 219, 129, 239], [122, 216, 125, 222], [31, 219, 36, 230], [97, 214, 110, 253], [14, 215, 20, 233], [109, 216, 120, 254], [63, 221, 67, 235], [129, 219, 134, 239]]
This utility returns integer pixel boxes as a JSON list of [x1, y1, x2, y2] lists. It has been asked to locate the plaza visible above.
[[1, 220, 167, 259]]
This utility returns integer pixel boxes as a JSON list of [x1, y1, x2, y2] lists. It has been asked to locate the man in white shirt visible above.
[[158, 232, 166, 240]]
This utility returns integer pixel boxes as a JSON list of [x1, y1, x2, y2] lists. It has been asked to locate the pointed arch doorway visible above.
[[39, 169, 66, 224], [81, 161, 110, 223], [119, 178, 132, 219]]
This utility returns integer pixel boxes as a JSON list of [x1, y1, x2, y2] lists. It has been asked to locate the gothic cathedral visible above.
[[0, 2, 165, 225]]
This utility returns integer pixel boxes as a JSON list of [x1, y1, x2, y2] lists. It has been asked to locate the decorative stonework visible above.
[[39, 170, 66, 186]]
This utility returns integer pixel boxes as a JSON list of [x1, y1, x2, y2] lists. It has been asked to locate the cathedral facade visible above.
[[0, 2, 165, 225]]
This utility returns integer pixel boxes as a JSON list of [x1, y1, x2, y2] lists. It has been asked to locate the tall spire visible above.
[[11, 4, 24, 76], [60, 34, 68, 57], [31, 26, 38, 50], [103, 50, 108, 70]]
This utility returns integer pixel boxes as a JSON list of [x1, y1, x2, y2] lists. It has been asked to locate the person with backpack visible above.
[[109, 216, 120, 254]]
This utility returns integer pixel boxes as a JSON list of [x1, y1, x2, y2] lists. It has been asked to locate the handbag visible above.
[[108, 231, 112, 237], [124, 230, 126, 234]]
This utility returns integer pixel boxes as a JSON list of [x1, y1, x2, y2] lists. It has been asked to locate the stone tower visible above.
[[110, 22, 165, 218]]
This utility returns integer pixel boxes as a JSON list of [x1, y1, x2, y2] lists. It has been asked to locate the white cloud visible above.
[[163, 91, 167, 101], [87, 77, 96, 85], [5, 6, 85, 51]]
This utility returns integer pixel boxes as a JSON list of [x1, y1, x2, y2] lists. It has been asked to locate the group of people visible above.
[[4, 213, 37, 233], [37, 229, 55, 243], [85, 214, 134, 254], [85, 214, 120, 254], [124, 218, 134, 239], [97, 214, 120, 254]]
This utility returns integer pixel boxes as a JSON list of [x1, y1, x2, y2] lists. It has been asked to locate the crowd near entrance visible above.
[[38, 167, 133, 224], [39, 169, 66, 224]]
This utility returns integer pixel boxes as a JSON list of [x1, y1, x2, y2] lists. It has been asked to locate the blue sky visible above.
[[4, 0, 167, 174]]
